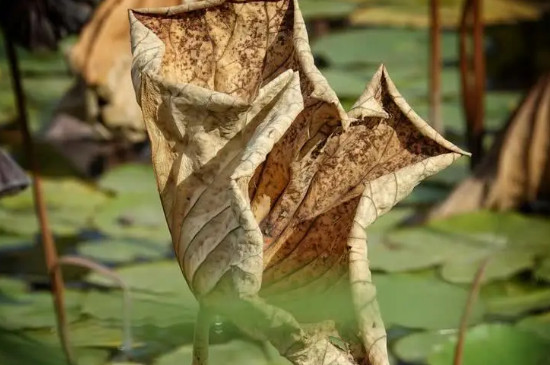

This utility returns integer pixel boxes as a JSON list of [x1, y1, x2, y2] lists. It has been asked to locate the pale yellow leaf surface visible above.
[[129, 1, 467, 364]]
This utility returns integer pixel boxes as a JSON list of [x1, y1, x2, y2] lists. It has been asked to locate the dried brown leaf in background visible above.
[[64, 0, 182, 140], [130, 1, 467, 364], [349, 0, 547, 28], [430, 73, 550, 219]]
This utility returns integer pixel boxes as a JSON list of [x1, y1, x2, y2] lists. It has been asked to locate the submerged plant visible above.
[[129, 0, 467, 364]]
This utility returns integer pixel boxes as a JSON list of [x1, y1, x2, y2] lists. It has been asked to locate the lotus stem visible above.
[[453, 257, 489, 365], [459, 0, 474, 136], [53, 255, 133, 356], [3, 33, 74, 365], [193, 305, 211, 365], [459, 0, 485, 168], [429, 0, 443, 133], [471, 0, 486, 167]]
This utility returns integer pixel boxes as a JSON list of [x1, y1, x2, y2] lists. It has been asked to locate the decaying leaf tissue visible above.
[[129, 0, 468, 364]]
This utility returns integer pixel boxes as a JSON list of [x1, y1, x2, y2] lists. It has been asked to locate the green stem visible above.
[[193, 306, 211, 365]]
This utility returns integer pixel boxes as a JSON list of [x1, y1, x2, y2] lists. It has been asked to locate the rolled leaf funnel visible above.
[[129, 1, 468, 364]]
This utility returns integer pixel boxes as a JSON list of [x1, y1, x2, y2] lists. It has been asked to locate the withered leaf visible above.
[[129, 1, 467, 364], [431, 72, 550, 219], [67, 0, 182, 140]]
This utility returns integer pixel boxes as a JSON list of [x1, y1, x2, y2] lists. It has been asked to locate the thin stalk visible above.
[[459, 0, 474, 154], [471, 0, 485, 167], [453, 258, 489, 365], [3, 35, 74, 365], [429, 0, 443, 133], [54, 256, 133, 355], [459, 0, 485, 168], [193, 306, 211, 365]]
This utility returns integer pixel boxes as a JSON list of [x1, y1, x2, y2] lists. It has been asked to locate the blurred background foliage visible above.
[[1, 0, 550, 364]]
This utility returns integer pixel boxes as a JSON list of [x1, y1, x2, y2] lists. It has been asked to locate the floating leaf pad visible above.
[[0, 290, 83, 330], [426, 212, 550, 253], [482, 281, 550, 317], [374, 273, 484, 329], [517, 312, 550, 341], [535, 257, 550, 283], [312, 29, 458, 69], [82, 290, 197, 328], [99, 164, 158, 195], [441, 250, 534, 284], [0, 328, 109, 365], [0, 276, 27, 297], [27, 320, 126, 349], [77, 238, 170, 265], [86, 261, 190, 295], [427, 324, 550, 365], [0, 235, 34, 252], [371, 212, 550, 282], [393, 330, 455, 363], [93, 193, 169, 242], [300, 0, 357, 20], [371, 227, 496, 273], [0, 178, 108, 235]]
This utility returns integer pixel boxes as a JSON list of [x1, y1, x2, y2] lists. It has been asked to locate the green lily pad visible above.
[[82, 290, 197, 328], [77, 238, 170, 265], [0, 178, 108, 235], [0, 290, 83, 330], [482, 283, 550, 317], [366, 208, 412, 247], [440, 250, 535, 284], [24, 77, 73, 108], [417, 212, 550, 283], [0, 178, 107, 212], [321, 68, 370, 100], [17, 46, 70, 75], [397, 68, 461, 101], [387, 214, 545, 283], [86, 261, 190, 295], [427, 212, 550, 254], [0, 328, 110, 365], [154, 340, 278, 365], [535, 257, 550, 283], [0, 209, 39, 236], [374, 273, 484, 330], [312, 29, 458, 69], [93, 193, 169, 242], [0, 207, 87, 236], [517, 312, 550, 341], [393, 330, 456, 363], [0, 276, 27, 297], [265, 274, 357, 325], [411, 100, 465, 134], [99, 164, 158, 195], [405, 90, 520, 136], [370, 244, 445, 272], [0, 328, 65, 365], [27, 319, 128, 349], [300, 0, 357, 20], [0, 235, 34, 252], [372, 227, 496, 273], [368, 208, 412, 233], [428, 324, 550, 365]]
